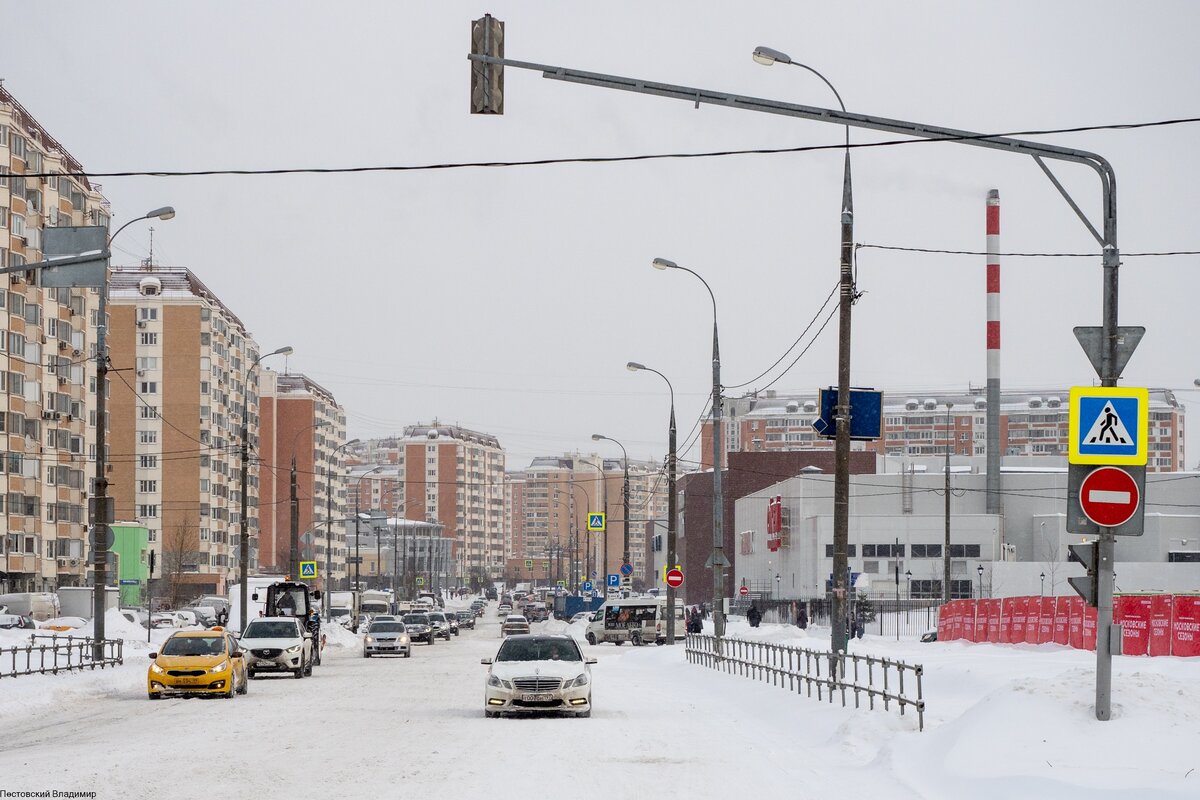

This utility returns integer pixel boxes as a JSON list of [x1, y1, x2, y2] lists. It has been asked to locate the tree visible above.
[[159, 515, 202, 609]]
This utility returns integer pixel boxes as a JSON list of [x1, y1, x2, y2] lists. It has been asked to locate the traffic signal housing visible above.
[[1067, 541, 1099, 607], [470, 14, 504, 114]]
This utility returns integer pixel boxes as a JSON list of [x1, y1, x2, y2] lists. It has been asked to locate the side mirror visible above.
[[585, 657, 597, 665], [232, 649, 243, 658], [149, 653, 158, 659], [480, 658, 493, 665]]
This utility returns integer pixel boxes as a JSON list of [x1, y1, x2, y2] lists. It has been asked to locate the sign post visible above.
[[665, 568, 684, 589]]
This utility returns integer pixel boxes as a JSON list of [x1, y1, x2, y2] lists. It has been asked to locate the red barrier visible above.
[[1052, 597, 1070, 645], [1148, 595, 1173, 657], [1171, 595, 1200, 657], [1114, 595, 1154, 656], [1068, 596, 1085, 649], [937, 603, 952, 641], [1011, 596, 1030, 644], [999, 597, 1016, 643], [1034, 597, 1054, 644], [1082, 605, 1098, 651], [962, 600, 979, 642], [949, 600, 966, 641], [986, 599, 1002, 642]]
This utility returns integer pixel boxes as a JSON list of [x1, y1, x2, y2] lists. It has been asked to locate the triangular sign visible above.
[[1082, 401, 1134, 446], [705, 551, 731, 568], [1073, 326, 1145, 380]]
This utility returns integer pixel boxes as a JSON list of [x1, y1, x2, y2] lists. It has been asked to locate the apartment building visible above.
[[351, 425, 506, 587], [108, 266, 260, 597], [703, 388, 1186, 473], [1, 86, 109, 593], [259, 372, 347, 583]]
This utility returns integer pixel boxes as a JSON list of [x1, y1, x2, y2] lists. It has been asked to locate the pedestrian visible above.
[[747, 602, 762, 628], [796, 603, 808, 630]]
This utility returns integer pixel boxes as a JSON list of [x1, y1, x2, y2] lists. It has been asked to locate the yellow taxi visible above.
[[147, 628, 248, 700]]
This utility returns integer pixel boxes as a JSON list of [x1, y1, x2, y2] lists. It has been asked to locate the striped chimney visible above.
[[986, 189, 1001, 514]]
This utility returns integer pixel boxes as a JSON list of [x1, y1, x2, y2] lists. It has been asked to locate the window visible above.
[[139, 430, 158, 444], [11, 214, 25, 237], [824, 544, 857, 557], [948, 544, 982, 558], [137, 357, 158, 371], [139, 332, 158, 346], [137, 505, 159, 518], [139, 455, 158, 469], [138, 307, 158, 321], [911, 543, 942, 558], [139, 382, 158, 394], [139, 405, 158, 419], [0, 207, 6, 228], [138, 480, 157, 493]]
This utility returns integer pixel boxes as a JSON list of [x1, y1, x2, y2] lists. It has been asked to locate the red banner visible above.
[[1034, 597, 1054, 644], [1052, 596, 1070, 645], [962, 600, 979, 642], [986, 599, 1002, 642], [947, 600, 964, 641], [1068, 596, 1085, 650], [999, 597, 1017, 644], [1082, 605, 1098, 651], [937, 603, 952, 641], [1010, 596, 1029, 644], [1171, 595, 1200, 657], [1114, 595, 1154, 656], [1148, 595, 1173, 657]]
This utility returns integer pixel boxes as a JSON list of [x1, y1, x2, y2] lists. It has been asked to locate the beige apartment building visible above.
[[1, 86, 109, 593]]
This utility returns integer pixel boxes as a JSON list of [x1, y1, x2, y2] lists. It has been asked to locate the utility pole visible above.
[[830, 151, 854, 655], [944, 402, 954, 602], [289, 455, 299, 578], [666, 404, 678, 644]]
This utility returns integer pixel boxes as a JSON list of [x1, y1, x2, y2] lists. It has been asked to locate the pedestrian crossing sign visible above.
[[587, 513, 606, 532], [299, 561, 317, 579], [1069, 386, 1148, 466]]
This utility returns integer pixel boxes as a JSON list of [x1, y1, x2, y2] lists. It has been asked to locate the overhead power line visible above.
[[857, 244, 1200, 258]]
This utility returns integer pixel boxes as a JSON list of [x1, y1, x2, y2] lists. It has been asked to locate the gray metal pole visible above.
[[1096, 215, 1121, 721], [91, 280, 109, 658], [239, 409, 250, 632], [325, 465, 333, 618], [944, 402, 953, 602], [830, 151, 853, 655], [711, 319, 726, 639], [289, 456, 299, 578], [354, 493, 361, 591], [666, 402, 678, 644]]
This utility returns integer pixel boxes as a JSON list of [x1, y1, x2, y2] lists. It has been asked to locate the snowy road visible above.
[[2, 607, 1198, 800]]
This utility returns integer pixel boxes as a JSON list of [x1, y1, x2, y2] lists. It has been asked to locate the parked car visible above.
[[455, 611, 476, 629], [402, 613, 436, 645], [363, 621, 412, 658], [0, 613, 34, 629], [119, 609, 149, 629], [147, 629, 248, 700], [239, 617, 313, 679], [149, 613, 179, 629], [39, 616, 87, 631], [481, 634, 595, 718], [426, 611, 454, 641], [569, 612, 592, 625], [501, 614, 530, 637]]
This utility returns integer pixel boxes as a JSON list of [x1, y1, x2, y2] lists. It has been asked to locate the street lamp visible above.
[[93, 207, 175, 653], [324, 437, 360, 616], [652, 256, 728, 639], [905, 570, 912, 599], [943, 401, 954, 603], [627, 360, 679, 644], [977, 564, 985, 599], [591, 434, 630, 591], [752, 49, 854, 654], [238, 345, 292, 633], [1040, 571, 1046, 598], [565, 480, 592, 594], [353, 466, 384, 591], [290, 421, 330, 578]]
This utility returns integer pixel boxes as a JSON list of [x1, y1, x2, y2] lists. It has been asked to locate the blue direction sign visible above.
[[582, 581, 593, 592], [606, 574, 620, 588], [1069, 386, 1148, 466], [813, 388, 884, 440], [619, 562, 634, 577], [118, 579, 139, 586]]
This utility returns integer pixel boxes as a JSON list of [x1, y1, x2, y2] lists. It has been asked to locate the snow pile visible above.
[[321, 621, 361, 649]]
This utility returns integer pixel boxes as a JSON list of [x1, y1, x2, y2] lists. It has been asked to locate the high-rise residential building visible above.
[[703, 388, 1186, 473], [351, 425, 506, 587], [108, 266, 260, 598], [259, 371, 347, 584], [1, 86, 109, 593]]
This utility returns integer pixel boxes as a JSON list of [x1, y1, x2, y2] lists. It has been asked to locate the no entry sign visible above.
[[738, 585, 749, 597], [665, 568, 684, 589], [1079, 466, 1140, 527]]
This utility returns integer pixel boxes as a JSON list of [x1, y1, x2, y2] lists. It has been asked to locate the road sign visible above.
[[556, 580, 565, 587], [813, 387, 884, 440], [524, 559, 533, 569], [41, 226, 109, 288], [1079, 466, 1140, 528], [347, 556, 363, 565], [738, 585, 749, 597], [119, 579, 139, 586], [87, 525, 114, 550], [1066, 464, 1145, 537], [587, 513, 606, 532], [606, 574, 619, 588], [1068, 386, 1148, 465], [299, 561, 317, 579], [619, 562, 633, 577], [665, 568, 684, 589], [582, 581, 593, 592], [415, 577, 425, 586], [1073, 325, 1145, 380]]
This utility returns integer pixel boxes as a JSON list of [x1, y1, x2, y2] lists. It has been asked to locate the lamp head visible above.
[[752, 46, 792, 66], [591, 434, 604, 442], [274, 346, 294, 357], [145, 206, 176, 221], [651, 257, 677, 271], [977, 565, 984, 575], [626, 361, 645, 372]]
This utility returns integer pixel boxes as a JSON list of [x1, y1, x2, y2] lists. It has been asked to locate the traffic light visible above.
[[148, 550, 156, 577], [1067, 542, 1099, 607], [470, 14, 504, 114]]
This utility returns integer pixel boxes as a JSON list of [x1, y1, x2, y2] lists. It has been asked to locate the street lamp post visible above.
[[627, 361, 679, 644], [324, 438, 360, 617], [353, 466, 384, 591], [93, 207, 175, 654], [977, 564, 985, 599], [652, 257, 728, 638], [238, 345, 292, 632], [289, 421, 329, 579], [566, 481, 592, 594], [591, 434, 630, 593], [943, 402, 954, 603], [1040, 571, 1046, 598]]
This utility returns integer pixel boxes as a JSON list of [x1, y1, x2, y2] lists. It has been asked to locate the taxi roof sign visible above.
[[1068, 386, 1148, 466]]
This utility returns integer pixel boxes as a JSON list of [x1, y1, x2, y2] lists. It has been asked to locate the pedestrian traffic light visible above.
[[470, 14, 504, 114], [1067, 542, 1099, 607]]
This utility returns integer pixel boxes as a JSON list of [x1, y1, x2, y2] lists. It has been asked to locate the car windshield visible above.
[[330, 608, 350, 617], [403, 615, 429, 625], [243, 620, 299, 639], [370, 622, 406, 633], [428, 613, 445, 622], [161, 636, 225, 657], [272, 588, 307, 617], [496, 638, 580, 662]]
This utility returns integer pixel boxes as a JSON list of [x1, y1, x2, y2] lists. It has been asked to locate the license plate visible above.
[[173, 677, 200, 685], [521, 693, 553, 702]]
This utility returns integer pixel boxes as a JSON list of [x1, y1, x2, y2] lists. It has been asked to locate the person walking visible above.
[[747, 602, 762, 628], [796, 603, 808, 630]]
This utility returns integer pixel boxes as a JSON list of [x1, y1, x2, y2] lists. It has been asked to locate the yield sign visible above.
[[1079, 466, 1140, 528]]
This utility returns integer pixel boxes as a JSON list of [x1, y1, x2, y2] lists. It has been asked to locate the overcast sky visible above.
[[8, 2, 1200, 468]]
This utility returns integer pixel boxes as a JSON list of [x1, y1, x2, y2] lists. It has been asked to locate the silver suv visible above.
[[426, 611, 453, 641]]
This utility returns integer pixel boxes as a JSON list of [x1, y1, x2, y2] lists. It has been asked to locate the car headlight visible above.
[[286, 645, 301, 654], [566, 672, 589, 688], [210, 660, 229, 673], [149, 662, 165, 675], [365, 636, 375, 643], [399, 636, 410, 643], [487, 674, 512, 690]]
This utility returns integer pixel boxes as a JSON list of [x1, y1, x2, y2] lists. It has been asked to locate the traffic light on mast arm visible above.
[[470, 14, 504, 114], [1067, 541, 1099, 607]]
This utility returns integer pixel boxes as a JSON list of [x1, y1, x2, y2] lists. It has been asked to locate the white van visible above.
[[585, 597, 672, 646], [0, 593, 60, 622]]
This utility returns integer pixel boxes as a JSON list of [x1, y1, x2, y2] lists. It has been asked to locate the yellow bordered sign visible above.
[[1068, 386, 1148, 466], [299, 561, 317, 579], [587, 513, 606, 532]]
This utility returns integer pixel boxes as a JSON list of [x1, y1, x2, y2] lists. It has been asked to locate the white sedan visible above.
[[481, 634, 595, 718]]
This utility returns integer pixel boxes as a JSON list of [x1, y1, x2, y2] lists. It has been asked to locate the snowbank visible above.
[[321, 621, 361, 649]]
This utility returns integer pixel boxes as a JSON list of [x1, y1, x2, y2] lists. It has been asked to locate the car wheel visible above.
[[364, 651, 372, 658], [485, 710, 499, 718], [237, 675, 248, 695], [247, 669, 256, 680], [294, 666, 304, 679], [586, 632, 596, 645], [304, 657, 313, 676], [630, 631, 642, 646], [614, 640, 624, 646], [405, 651, 412, 658], [148, 692, 162, 701], [577, 709, 591, 718]]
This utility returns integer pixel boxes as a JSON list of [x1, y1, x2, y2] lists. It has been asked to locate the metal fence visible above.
[[1, 634, 124, 679], [729, 598, 942, 638], [685, 633, 926, 731]]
